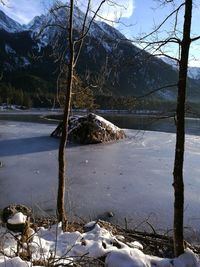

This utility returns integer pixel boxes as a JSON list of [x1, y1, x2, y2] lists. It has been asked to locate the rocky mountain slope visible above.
[[159, 55, 200, 80], [0, 5, 200, 108], [0, 10, 25, 32]]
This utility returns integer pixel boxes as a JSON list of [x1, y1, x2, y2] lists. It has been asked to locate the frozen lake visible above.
[[1, 115, 200, 238]]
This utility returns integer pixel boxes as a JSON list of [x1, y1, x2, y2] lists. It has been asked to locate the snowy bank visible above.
[[0, 219, 199, 267]]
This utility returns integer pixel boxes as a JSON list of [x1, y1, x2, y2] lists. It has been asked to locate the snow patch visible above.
[[106, 248, 151, 267], [0, 222, 199, 267], [0, 256, 31, 267], [7, 212, 27, 225], [5, 44, 16, 54], [95, 114, 121, 133], [21, 57, 30, 66]]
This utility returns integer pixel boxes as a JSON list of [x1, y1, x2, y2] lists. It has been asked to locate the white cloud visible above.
[[79, 0, 135, 25], [98, 0, 134, 21], [0, 0, 53, 24], [188, 59, 200, 68]]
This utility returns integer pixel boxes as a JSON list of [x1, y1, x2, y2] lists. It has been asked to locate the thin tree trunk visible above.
[[173, 0, 192, 257], [57, 0, 74, 226]]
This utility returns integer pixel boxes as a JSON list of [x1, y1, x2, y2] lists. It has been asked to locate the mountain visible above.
[[0, 7, 200, 109], [159, 55, 200, 80], [0, 10, 25, 32], [188, 67, 200, 80], [23, 6, 180, 99]]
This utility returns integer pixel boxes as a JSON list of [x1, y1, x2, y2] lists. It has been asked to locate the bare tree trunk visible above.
[[56, 0, 106, 228], [57, 0, 74, 226], [173, 0, 192, 257]]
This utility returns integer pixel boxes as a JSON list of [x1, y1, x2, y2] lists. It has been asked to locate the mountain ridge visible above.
[[0, 7, 200, 109], [0, 9, 25, 32], [159, 55, 200, 80]]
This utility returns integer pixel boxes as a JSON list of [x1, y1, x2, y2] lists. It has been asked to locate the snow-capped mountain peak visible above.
[[20, 3, 128, 52], [0, 1, 127, 49], [26, 15, 46, 32]]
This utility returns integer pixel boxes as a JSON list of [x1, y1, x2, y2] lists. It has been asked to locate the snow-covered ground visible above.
[[0, 218, 199, 267], [1, 120, 200, 238]]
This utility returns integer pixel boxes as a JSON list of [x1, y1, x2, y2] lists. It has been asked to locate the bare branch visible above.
[[136, 83, 177, 99], [74, 0, 91, 66], [36, 3, 69, 38], [140, 2, 185, 41], [89, 8, 120, 24], [88, 0, 132, 25], [74, 0, 106, 44], [156, 53, 180, 64], [151, 40, 177, 56], [49, 3, 70, 12], [190, 35, 200, 42], [139, 37, 181, 46], [173, 3, 179, 33], [38, 23, 66, 34]]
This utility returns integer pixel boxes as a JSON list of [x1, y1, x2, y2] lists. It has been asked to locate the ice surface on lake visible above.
[[1, 121, 200, 234]]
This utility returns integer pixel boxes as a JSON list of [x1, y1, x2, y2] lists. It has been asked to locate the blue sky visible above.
[[1, 0, 200, 66]]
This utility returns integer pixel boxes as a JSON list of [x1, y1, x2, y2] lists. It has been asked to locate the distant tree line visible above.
[[0, 79, 183, 112], [0, 82, 33, 108]]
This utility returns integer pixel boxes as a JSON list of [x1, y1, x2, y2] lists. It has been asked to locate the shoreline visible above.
[[1, 110, 200, 136]]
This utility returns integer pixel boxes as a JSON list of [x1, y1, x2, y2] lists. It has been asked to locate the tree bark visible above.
[[57, 0, 74, 226], [173, 0, 192, 257]]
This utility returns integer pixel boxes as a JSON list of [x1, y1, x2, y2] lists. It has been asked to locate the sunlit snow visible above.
[[7, 212, 27, 225], [0, 221, 199, 267]]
